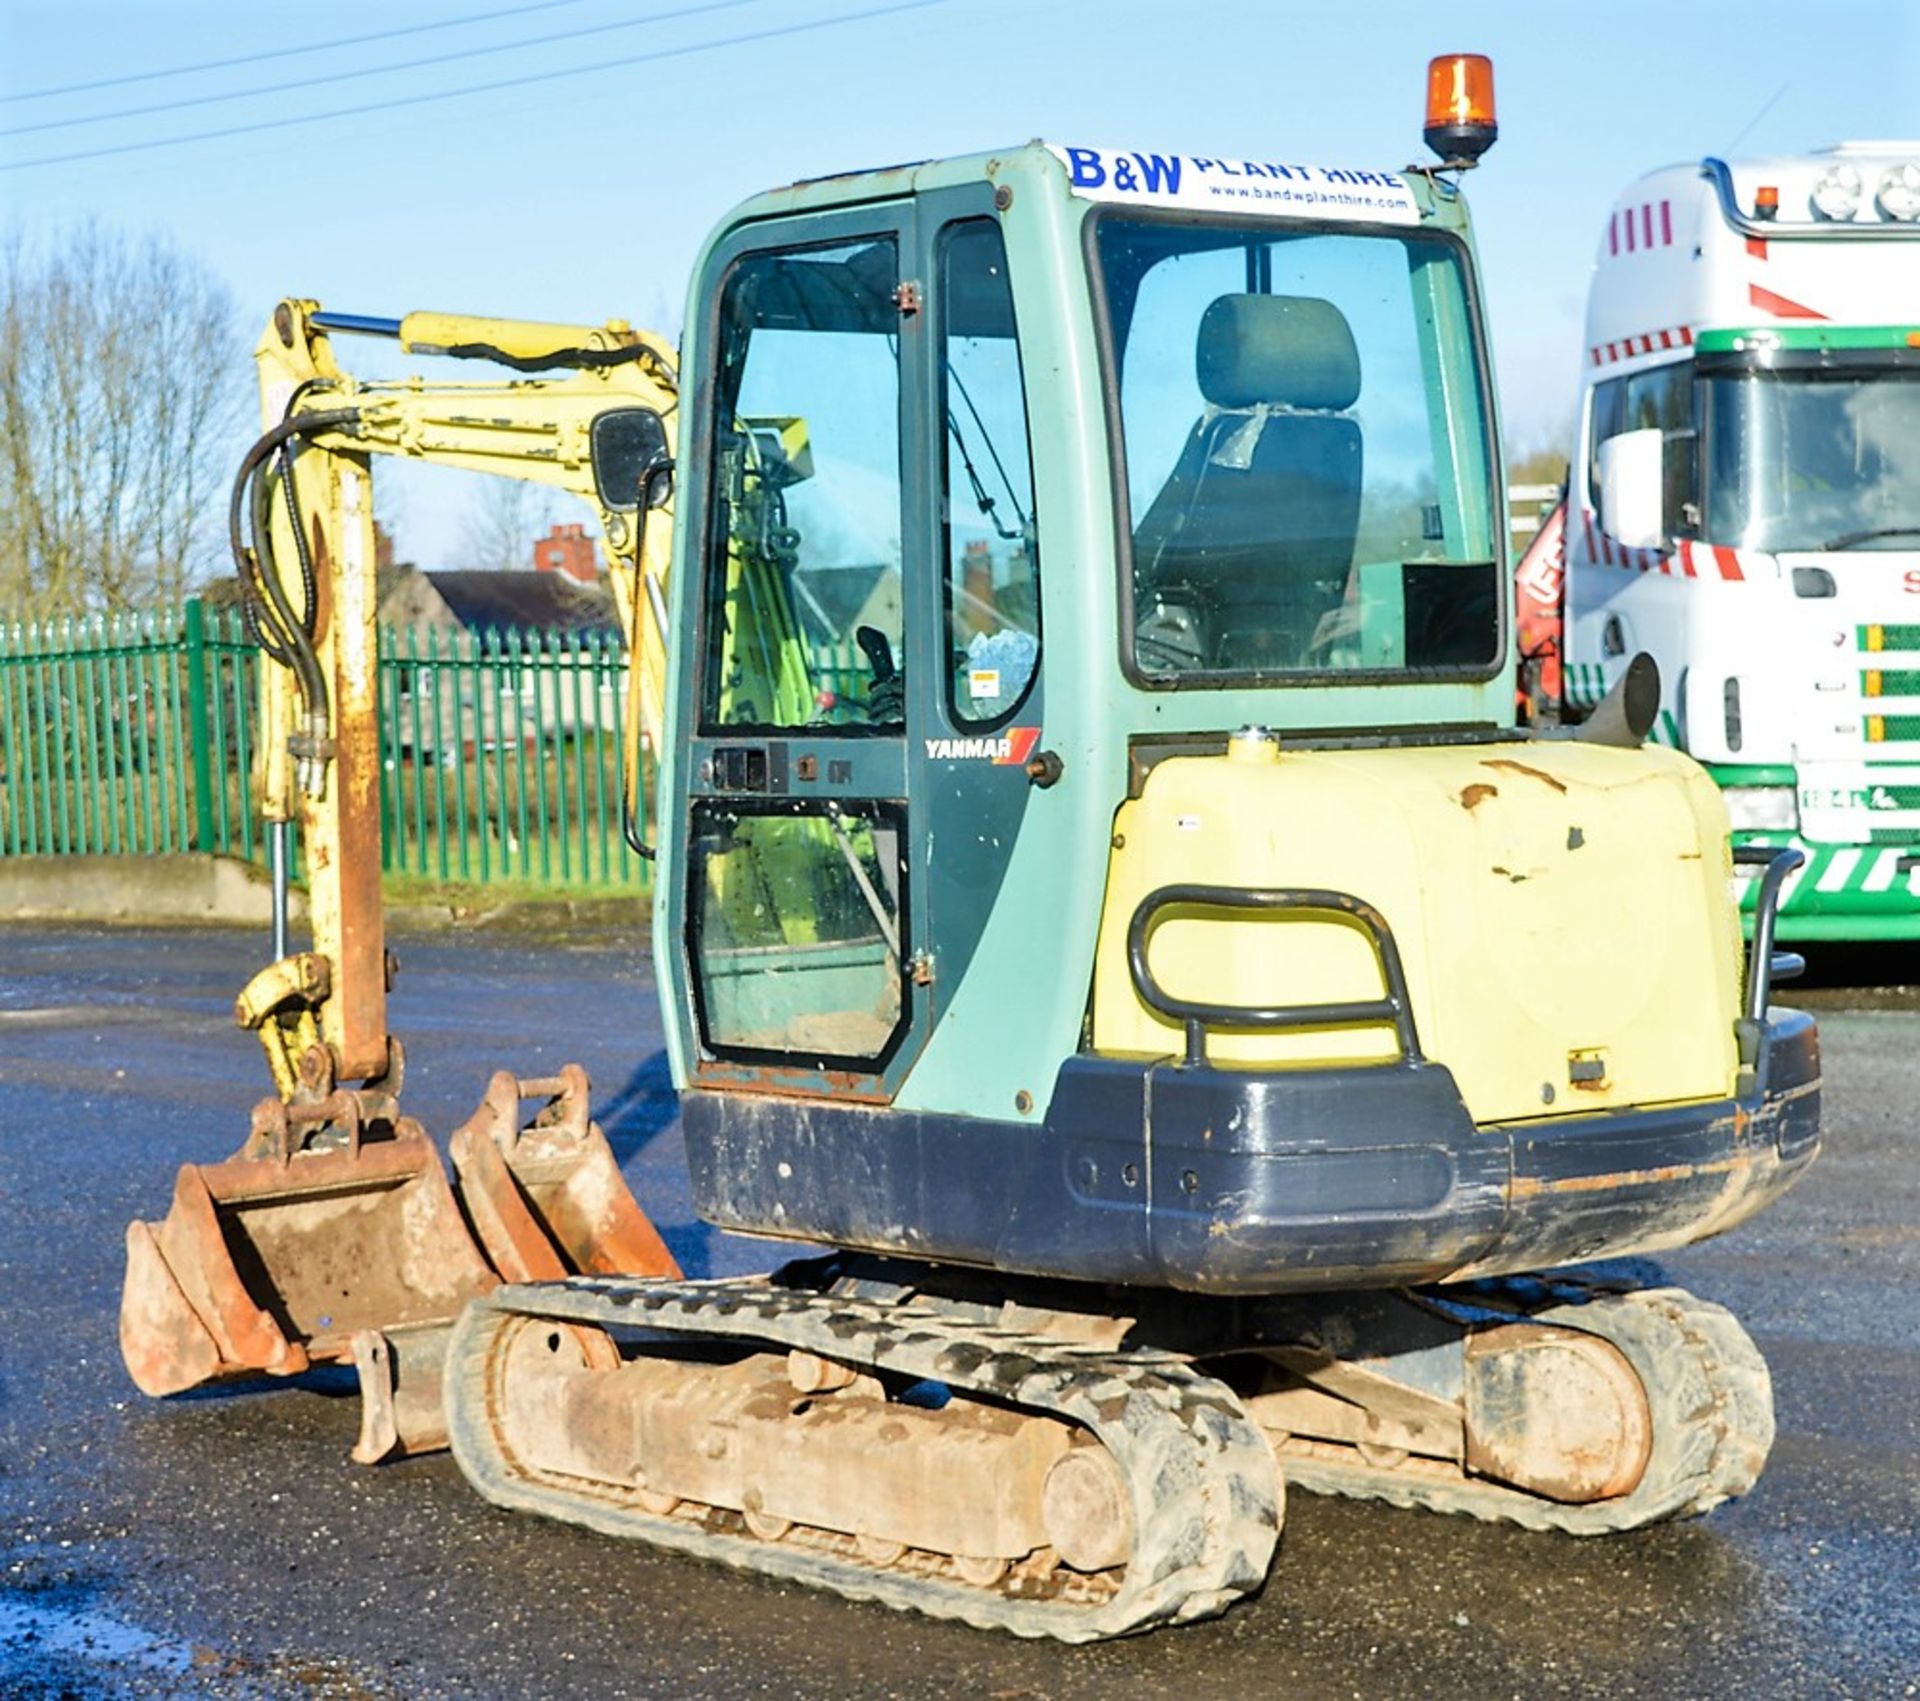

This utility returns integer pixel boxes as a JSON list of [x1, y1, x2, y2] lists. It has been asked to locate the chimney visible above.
[[960, 538, 998, 639], [532, 522, 597, 583]]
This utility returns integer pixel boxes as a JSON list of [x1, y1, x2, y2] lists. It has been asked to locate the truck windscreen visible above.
[[1701, 365, 1920, 554], [1093, 215, 1500, 684]]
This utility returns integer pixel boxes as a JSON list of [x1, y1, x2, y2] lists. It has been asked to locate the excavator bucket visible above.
[[120, 1092, 497, 1399], [351, 1066, 677, 1464], [449, 1064, 680, 1283]]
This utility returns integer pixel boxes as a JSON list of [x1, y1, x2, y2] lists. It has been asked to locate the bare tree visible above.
[[457, 471, 563, 573], [0, 224, 246, 620]]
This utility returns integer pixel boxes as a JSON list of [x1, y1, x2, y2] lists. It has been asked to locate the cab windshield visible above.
[[1701, 363, 1920, 554], [1094, 215, 1500, 682]]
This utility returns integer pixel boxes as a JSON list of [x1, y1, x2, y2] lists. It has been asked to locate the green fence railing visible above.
[[380, 622, 647, 889], [0, 601, 654, 891]]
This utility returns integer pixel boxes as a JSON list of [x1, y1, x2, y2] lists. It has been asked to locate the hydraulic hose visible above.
[[228, 407, 363, 795], [437, 338, 663, 375]]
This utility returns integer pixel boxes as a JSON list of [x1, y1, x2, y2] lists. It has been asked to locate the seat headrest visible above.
[[1196, 294, 1361, 412]]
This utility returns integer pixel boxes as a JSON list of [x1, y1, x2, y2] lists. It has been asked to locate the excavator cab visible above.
[[650, 143, 1816, 1292]]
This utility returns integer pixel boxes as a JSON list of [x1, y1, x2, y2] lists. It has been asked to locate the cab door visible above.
[[671, 201, 931, 1100], [666, 186, 1045, 1111]]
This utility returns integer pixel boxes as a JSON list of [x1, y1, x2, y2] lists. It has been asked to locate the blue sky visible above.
[[3, 0, 1915, 567]]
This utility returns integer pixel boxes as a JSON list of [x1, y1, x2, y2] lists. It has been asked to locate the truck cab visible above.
[[1564, 144, 1920, 940]]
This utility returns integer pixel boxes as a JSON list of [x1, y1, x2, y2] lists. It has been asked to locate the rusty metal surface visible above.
[[449, 1064, 680, 1281], [1463, 1323, 1653, 1502], [351, 1319, 456, 1464], [119, 1114, 497, 1396], [690, 1061, 892, 1105], [489, 1329, 1074, 1564], [446, 1274, 1280, 1641], [301, 449, 389, 1085]]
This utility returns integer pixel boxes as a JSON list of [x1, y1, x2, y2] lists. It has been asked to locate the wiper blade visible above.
[[1820, 526, 1920, 550]]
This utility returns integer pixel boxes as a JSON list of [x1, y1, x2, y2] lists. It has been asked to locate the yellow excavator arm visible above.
[[119, 298, 686, 1417], [255, 299, 679, 764], [237, 299, 680, 1097]]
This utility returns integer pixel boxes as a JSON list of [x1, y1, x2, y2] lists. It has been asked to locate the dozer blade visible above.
[[120, 1091, 497, 1399], [448, 1065, 680, 1282], [350, 1065, 674, 1464]]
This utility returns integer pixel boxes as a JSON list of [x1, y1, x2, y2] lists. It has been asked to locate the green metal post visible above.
[[75, 626, 101, 853], [407, 626, 427, 877], [510, 631, 532, 881], [489, 634, 512, 880], [469, 629, 490, 883], [380, 623, 402, 872], [207, 613, 233, 855], [109, 633, 136, 853], [46, 624, 72, 852], [532, 631, 553, 882], [428, 627, 450, 882], [591, 634, 614, 883], [0, 629, 17, 855], [569, 635, 591, 881], [227, 614, 257, 860], [183, 599, 216, 852]]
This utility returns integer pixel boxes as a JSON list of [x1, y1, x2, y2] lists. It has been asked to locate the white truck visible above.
[[1542, 143, 1920, 941]]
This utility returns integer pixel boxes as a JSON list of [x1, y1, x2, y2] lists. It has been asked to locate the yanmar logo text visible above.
[[924, 727, 1041, 765]]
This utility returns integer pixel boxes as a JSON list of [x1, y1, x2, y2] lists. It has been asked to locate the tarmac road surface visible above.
[[1, 923, 1915, 1699]]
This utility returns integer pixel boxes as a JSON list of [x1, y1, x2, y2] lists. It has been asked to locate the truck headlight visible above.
[[1878, 163, 1920, 222], [1723, 786, 1798, 831], [1811, 164, 1863, 221]]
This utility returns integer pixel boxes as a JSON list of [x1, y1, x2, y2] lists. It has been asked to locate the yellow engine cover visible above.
[[1092, 739, 1744, 1126]]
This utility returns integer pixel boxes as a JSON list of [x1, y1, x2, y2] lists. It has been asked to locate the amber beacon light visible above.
[[1424, 53, 1497, 168]]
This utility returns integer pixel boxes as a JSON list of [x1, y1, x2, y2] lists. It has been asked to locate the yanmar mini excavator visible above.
[[121, 63, 1821, 1640]]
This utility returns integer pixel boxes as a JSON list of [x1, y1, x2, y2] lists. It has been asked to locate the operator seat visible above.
[[1133, 293, 1364, 671]]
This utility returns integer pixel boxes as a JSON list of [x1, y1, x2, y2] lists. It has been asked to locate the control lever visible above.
[[855, 624, 904, 722]]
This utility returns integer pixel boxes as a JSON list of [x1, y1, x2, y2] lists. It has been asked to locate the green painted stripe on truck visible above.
[[1863, 669, 1920, 696], [1697, 325, 1920, 354], [1861, 624, 1920, 652], [1729, 836, 1920, 941], [1707, 763, 1798, 786]]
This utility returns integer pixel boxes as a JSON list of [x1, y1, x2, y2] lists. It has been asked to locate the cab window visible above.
[[1588, 361, 1697, 537], [701, 239, 904, 732], [940, 219, 1040, 725]]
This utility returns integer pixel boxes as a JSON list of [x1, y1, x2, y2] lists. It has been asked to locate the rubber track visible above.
[[444, 1276, 1281, 1642], [1275, 1285, 1774, 1534]]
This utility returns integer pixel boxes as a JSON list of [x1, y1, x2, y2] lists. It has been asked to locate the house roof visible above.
[[424, 570, 620, 636], [790, 562, 893, 644]]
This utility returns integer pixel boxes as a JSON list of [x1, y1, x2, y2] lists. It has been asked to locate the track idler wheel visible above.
[[1464, 1324, 1652, 1502]]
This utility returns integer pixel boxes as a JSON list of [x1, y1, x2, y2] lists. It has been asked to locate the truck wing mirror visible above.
[[592, 408, 672, 512], [1595, 427, 1665, 550]]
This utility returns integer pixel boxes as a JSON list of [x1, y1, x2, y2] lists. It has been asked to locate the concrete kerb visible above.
[[0, 854, 304, 929], [0, 853, 647, 941]]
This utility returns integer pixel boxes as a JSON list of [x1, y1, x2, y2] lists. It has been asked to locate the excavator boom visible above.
[[120, 299, 683, 1418]]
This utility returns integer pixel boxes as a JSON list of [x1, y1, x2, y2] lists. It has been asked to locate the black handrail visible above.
[[1731, 844, 1807, 1022], [1126, 884, 1424, 1070]]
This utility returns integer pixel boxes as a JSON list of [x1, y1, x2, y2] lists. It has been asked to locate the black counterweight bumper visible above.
[[682, 1010, 1820, 1297], [1093, 1006, 1819, 1293]]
